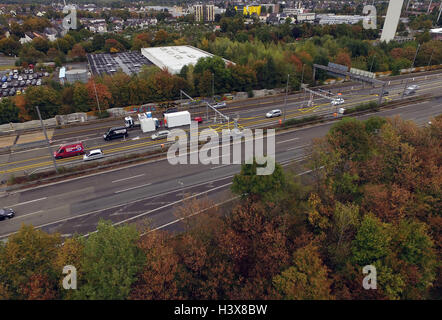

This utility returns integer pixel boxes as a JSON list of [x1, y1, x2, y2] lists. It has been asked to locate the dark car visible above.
[[0, 208, 15, 220], [383, 91, 389, 96]]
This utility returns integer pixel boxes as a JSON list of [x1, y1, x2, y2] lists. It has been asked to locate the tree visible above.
[[104, 39, 125, 53], [24, 86, 61, 119], [0, 225, 62, 299], [73, 82, 92, 112], [231, 158, 288, 203], [68, 44, 86, 61], [75, 220, 144, 300], [32, 37, 50, 54], [273, 245, 333, 300], [0, 37, 21, 56], [352, 214, 390, 267], [334, 49, 352, 68], [0, 98, 20, 124], [85, 79, 112, 110], [130, 231, 181, 300]]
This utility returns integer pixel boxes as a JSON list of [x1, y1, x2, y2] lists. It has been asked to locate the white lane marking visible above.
[[210, 164, 233, 170], [114, 182, 152, 194], [112, 174, 145, 183], [15, 210, 43, 219], [287, 144, 310, 151], [277, 137, 300, 144], [9, 197, 47, 207]]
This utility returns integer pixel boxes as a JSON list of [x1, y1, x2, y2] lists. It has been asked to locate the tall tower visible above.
[[380, 0, 405, 43]]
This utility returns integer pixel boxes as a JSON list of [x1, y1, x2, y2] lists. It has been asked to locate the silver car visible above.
[[151, 130, 170, 140], [83, 149, 104, 161]]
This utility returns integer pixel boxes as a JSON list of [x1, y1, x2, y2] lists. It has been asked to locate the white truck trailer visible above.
[[125, 112, 159, 133], [164, 111, 191, 129]]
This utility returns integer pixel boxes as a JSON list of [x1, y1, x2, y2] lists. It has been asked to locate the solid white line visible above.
[[287, 144, 310, 151], [16, 210, 43, 219], [112, 174, 145, 183], [210, 164, 232, 170], [277, 137, 300, 144], [9, 197, 47, 207], [114, 182, 152, 194]]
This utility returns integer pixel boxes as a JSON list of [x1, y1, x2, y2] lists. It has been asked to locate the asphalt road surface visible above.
[[1, 72, 441, 179], [0, 97, 440, 240]]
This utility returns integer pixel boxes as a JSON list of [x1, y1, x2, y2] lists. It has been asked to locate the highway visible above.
[[0, 71, 441, 178], [0, 97, 440, 240]]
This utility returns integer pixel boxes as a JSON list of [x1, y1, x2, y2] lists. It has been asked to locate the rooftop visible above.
[[141, 45, 234, 75]]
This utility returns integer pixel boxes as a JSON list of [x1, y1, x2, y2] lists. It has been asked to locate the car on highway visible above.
[[266, 109, 282, 118], [213, 102, 227, 108], [331, 97, 345, 105], [83, 149, 104, 161], [194, 116, 203, 123], [0, 208, 15, 221], [151, 130, 170, 140], [54, 142, 85, 159], [383, 91, 389, 96], [103, 127, 128, 141]]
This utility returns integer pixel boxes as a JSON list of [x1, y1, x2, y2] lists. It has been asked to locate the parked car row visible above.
[[0, 69, 48, 97]]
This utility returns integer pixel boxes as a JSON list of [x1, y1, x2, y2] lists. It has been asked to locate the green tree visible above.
[[24, 86, 61, 119], [273, 245, 333, 300], [0, 98, 20, 124], [75, 220, 144, 300], [72, 83, 91, 112], [231, 158, 288, 203]]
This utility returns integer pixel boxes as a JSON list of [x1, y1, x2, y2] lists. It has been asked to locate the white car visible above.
[[266, 109, 282, 118], [213, 102, 227, 109], [83, 149, 104, 161], [18, 76, 23, 81], [331, 98, 345, 105], [151, 130, 170, 140]]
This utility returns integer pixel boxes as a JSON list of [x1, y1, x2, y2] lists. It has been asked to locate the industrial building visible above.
[[140, 45, 234, 75]]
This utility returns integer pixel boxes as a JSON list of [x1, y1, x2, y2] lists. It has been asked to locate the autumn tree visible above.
[[273, 244, 333, 300], [0, 225, 62, 299]]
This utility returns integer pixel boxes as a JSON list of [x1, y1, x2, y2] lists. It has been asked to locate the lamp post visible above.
[[36, 106, 58, 174], [283, 74, 289, 122]]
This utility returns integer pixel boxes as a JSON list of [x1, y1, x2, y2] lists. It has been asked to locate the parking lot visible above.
[[87, 51, 153, 76], [0, 68, 49, 97]]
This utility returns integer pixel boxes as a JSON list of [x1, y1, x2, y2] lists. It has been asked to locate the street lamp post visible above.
[[411, 44, 421, 69], [283, 74, 289, 122], [369, 54, 376, 73], [36, 106, 58, 174], [300, 64, 305, 88]]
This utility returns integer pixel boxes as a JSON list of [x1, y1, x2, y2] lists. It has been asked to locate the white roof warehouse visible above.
[[141, 45, 234, 75]]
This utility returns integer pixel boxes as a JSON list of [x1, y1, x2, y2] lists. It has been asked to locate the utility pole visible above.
[[283, 74, 289, 122], [411, 44, 421, 69], [36, 106, 58, 174], [438, 2, 442, 24], [427, 0, 433, 14], [428, 48, 434, 67], [211, 72, 214, 102], [369, 54, 376, 73], [401, 78, 410, 99], [300, 64, 305, 88]]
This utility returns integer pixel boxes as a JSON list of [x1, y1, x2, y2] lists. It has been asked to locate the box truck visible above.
[[164, 111, 191, 129], [125, 112, 158, 133], [138, 113, 159, 133]]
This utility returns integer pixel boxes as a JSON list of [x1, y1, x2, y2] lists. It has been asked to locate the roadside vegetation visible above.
[[1, 7, 441, 124], [1, 114, 440, 300]]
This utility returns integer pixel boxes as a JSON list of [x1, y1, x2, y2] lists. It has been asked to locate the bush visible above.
[[344, 101, 378, 114], [95, 110, 110, 118], [283, 115, 320, 127], [247, 90, 254, 98]]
